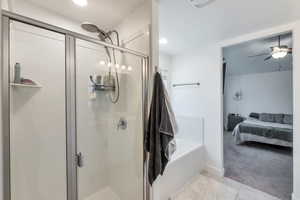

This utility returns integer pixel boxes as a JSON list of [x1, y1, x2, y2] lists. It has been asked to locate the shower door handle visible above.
[[76, 152, 84, 168]]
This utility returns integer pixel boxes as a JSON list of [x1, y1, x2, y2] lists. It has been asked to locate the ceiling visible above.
[[223, 33, 293, 76], [159, 0, 300, 55], [19, 0, 145, 30]]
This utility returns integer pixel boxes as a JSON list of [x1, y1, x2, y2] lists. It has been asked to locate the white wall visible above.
[[224, 71, 293, 121], [292, 20, 300, 200], [168, 21, 300, 200], [159, 52, 172, 69], [158, 52, 173, 90], [170, 45, 223, 173], [115, 1, 150, 55]]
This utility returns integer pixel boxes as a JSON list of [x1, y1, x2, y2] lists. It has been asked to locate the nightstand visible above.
[[227, 114, 244, 131]]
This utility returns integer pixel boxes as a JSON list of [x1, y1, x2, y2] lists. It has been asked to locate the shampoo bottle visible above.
[[14, 63, 21, 83]]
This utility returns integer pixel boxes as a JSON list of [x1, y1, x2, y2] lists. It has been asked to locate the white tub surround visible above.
[[156, 139, 204, 200]]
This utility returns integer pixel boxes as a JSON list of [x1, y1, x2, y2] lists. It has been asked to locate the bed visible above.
[[232, 113, 293, 147]]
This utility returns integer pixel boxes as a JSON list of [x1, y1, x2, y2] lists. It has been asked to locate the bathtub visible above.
[[154, 138, 204, 200]]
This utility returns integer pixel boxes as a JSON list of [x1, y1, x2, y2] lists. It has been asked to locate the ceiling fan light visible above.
[[272, 50, 288, 59], [271, 46, 288, 59]]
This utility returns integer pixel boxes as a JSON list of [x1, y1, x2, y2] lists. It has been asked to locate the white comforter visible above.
[[241, 118, 292, 129], [232, 118, 293, 147]]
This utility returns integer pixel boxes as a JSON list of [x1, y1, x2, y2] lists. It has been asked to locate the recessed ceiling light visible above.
[[72, 0, 88, 7], [159, 38, 168, 45]]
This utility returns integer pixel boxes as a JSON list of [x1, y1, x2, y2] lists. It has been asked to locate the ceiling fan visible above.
[[248, 35, 293, 61]]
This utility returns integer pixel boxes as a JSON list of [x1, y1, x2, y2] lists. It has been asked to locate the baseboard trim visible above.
[[204, 164, 224, 177]]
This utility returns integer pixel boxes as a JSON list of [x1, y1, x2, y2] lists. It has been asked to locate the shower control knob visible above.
[[117, 118, 127, 130]]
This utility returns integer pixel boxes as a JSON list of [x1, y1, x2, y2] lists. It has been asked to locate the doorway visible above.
[[222, 32, 294, 200]]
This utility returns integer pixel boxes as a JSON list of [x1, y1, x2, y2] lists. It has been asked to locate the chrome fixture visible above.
[[117, 117, 128, 130], [81, 22, 121, 103], [1, 11, 149, 200], [172, 82, 200, 87], [76, 152, 84, 168], [89, 75, 115, 91]]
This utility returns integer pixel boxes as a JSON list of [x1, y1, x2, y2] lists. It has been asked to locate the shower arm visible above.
[[107, 30, 120, 46]]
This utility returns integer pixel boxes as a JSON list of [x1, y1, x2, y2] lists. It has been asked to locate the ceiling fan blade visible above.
[[264, 56, 272, 61], [248, 53, 270, 58]]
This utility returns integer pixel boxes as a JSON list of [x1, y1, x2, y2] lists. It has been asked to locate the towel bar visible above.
[[172, 82, 200, 87]]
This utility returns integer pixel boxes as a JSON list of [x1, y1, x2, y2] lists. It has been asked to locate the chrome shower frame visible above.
[[1, 10, 150, 200]]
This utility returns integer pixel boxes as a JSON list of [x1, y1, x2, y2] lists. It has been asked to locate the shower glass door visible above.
[[9, 21, 67, 200], [75, 39, 144, 200]]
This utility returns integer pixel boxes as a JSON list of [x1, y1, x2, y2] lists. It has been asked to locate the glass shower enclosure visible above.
[[1, 11, 149, 200]]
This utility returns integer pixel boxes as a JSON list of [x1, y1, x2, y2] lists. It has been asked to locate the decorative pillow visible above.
[[259, 113, 285, 123], [249, 112, 260, 119], [273, 114, 284, 124], [283, 114, 293, 125], [259, 113, 275, 123]]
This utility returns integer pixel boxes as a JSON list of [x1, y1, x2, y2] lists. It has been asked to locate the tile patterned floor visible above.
[[172, 171, 281, 200]]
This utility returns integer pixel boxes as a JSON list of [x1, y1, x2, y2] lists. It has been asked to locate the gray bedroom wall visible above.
[[224, 70, 293, 121]]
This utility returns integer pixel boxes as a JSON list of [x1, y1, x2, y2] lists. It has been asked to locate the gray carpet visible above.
[[223, 131, 293, 200]]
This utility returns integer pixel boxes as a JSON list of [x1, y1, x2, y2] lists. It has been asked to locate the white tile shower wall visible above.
[[76, 39, 144, 200], [10, 21, 67, 200], [107, 2, 151, 200], [0, 2, 156, 200], [107, 53, 144, 200]]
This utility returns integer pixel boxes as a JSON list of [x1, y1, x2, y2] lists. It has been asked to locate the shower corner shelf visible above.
[[10, 82, 43, 88]]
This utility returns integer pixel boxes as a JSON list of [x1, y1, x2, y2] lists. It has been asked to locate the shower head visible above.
[[81, 22, 100, 32], [81, 22, 108, 41]]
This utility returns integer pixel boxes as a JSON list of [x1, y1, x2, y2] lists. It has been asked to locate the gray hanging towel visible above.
[[145, 72, 176, 185]]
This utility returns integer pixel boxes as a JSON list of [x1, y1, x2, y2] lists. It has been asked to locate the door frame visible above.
[[1, 10, 150, 200], [219, 23, 295, 197]]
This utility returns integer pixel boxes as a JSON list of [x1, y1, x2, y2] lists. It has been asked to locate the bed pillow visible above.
[[283, 114, 293, 125], [249, 112, 260, 119], [259, 113, 275, 122], [273, 114, 284, 124], [259, 113, 284, 123]]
